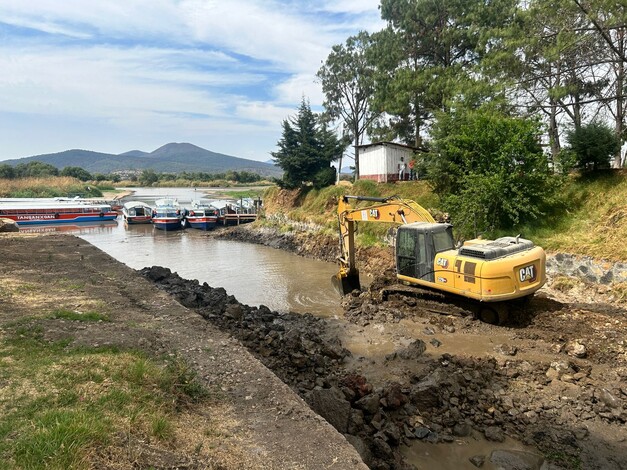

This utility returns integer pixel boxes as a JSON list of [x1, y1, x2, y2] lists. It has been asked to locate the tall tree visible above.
[[573, 0, 627, 167], [372, 0, 516, 146], [271, 99, 344, 189], [317, 31, 378, 180], [492, 0, 606, 163]]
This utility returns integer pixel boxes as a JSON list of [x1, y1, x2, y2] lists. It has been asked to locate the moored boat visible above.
[[152, 198, 183, 231], [122, 201, 153, 224], [0, 200, 118, 225], [185, 201, 219, 230]]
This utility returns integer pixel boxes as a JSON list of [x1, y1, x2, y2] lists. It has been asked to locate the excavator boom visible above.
[[334, 195, 436, 295]]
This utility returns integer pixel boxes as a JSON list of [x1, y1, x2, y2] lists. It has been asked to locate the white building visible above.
[[356, 142, 418, 183]]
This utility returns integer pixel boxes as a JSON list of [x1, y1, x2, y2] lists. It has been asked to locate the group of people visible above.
[[398, 159, 418, 181]]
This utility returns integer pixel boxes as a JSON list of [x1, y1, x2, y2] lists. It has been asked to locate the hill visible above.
[[2, 143, 282, 177]]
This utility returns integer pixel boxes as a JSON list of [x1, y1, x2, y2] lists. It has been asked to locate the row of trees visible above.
[[0, 161, 265, 186], [0, 162, 106, 181], [318, 0, 626, 170], [309, 0, 626, 235], [137, 169, 263, 186]]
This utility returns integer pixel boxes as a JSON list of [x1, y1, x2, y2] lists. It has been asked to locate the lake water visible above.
[[24, 187, 343, 317]]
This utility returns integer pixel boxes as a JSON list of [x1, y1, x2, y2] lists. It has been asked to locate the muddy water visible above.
[[21, 188, 341, 317], [23, 187, 539, 468], [78, 222, 342, 317]]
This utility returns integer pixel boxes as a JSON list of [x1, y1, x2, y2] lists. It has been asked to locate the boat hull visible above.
[[7, 212, 118, 225], [124, 215, 152, 224], [186, 216, 218, 230], [152, 217, 182, 231]]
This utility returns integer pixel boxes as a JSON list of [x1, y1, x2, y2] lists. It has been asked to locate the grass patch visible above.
[[0, 177, 103, 198], [48, 309, 110, 322], [550, 276, 581, 293], [0, 324, 214, 469]]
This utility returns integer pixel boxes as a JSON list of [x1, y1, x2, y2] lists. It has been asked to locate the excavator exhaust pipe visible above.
[[332, 271, 361, 296]]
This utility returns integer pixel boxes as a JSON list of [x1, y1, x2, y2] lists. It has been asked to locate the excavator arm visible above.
[[333, 195, 436, 295]]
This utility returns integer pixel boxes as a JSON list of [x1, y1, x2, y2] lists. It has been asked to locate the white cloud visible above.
[[0, 0, 382, 161]]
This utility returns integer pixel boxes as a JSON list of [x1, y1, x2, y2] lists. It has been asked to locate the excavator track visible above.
[[373, 283, 532, 325]]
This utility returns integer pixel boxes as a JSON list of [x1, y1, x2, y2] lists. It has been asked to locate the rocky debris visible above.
[[494, 344, 518, 356], [469, 454, 486, 467], [0, 218, 19, 232], [386, 340, 427, 361], [142, 266, 627, 470], [547, 253, 627, 285], [565, 341, 587, 358]]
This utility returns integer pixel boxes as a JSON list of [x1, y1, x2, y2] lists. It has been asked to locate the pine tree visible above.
[[272, 99, 344, 189]]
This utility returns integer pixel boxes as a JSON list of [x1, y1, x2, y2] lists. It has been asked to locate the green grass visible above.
[[263, 170, 627, 261], [0, 323, 213, 469], [48, 309, 110, 322]]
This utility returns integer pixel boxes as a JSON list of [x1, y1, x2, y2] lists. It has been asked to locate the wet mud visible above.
[[142, 262, 627, 470]]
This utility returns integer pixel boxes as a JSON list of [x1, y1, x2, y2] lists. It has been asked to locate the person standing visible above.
[[399, 161, 406, 181], [408, 159, 415, 180]]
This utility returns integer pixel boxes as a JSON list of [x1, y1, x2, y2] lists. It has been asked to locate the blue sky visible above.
[[0, 0, 383, 162]]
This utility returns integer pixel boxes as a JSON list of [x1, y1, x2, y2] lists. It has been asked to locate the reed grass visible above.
[[0, 177, 103, 198]]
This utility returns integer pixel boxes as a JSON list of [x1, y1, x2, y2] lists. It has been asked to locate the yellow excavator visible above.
[[333, 195, 546, 323]]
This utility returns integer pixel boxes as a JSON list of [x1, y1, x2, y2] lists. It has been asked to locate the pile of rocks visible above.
[[141, 266, 627, 470]]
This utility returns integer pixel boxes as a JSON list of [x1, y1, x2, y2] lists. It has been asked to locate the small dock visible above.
[[222, 213, 258, 225]]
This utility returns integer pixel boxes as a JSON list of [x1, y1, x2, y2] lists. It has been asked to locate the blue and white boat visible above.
[[152, 198, 183, 231], [185, 201, 219, 230]]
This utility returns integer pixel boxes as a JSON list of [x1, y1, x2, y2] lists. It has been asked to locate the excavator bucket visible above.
[[331, 271, 361, 296]]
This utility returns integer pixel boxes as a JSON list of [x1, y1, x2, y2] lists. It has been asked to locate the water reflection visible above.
[[82, 220, 341, 316]]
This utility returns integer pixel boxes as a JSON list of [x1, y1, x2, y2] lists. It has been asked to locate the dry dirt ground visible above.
[[0, 233, 366, 469]]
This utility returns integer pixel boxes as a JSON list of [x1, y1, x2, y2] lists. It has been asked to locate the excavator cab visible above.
[[396, 223, 455, 283]]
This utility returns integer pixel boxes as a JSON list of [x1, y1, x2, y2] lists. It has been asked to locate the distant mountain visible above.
[[118, 150, 149, 157], [2, 143, 282, 177]]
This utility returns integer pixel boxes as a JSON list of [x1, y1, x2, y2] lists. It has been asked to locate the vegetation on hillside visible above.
[[261, 170, 627, 262]]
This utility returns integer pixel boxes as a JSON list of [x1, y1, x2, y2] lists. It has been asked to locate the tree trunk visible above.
[[549, 97, 561, 167], [354, 133, 360, 182], [615, 27, 625, 168]]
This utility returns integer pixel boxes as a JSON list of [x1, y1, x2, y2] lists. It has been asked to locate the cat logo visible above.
[[436, 257, 449, 268], [519, 265, 537, 282], [369, 209, 379, 219]]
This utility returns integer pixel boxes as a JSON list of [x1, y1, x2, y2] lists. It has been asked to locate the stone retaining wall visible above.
[[547, 253, 627, 285]]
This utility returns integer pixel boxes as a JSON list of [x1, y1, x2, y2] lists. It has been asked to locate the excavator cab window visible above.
[[397, 229, 417, 277], [396, 223, 454, 283]]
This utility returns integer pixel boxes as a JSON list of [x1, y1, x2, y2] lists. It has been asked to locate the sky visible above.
[[0, 0, 384, 162]]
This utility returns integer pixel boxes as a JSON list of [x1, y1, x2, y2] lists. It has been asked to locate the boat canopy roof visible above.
[[123, 201, 153, 210], [154, 198, 179, 208]]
